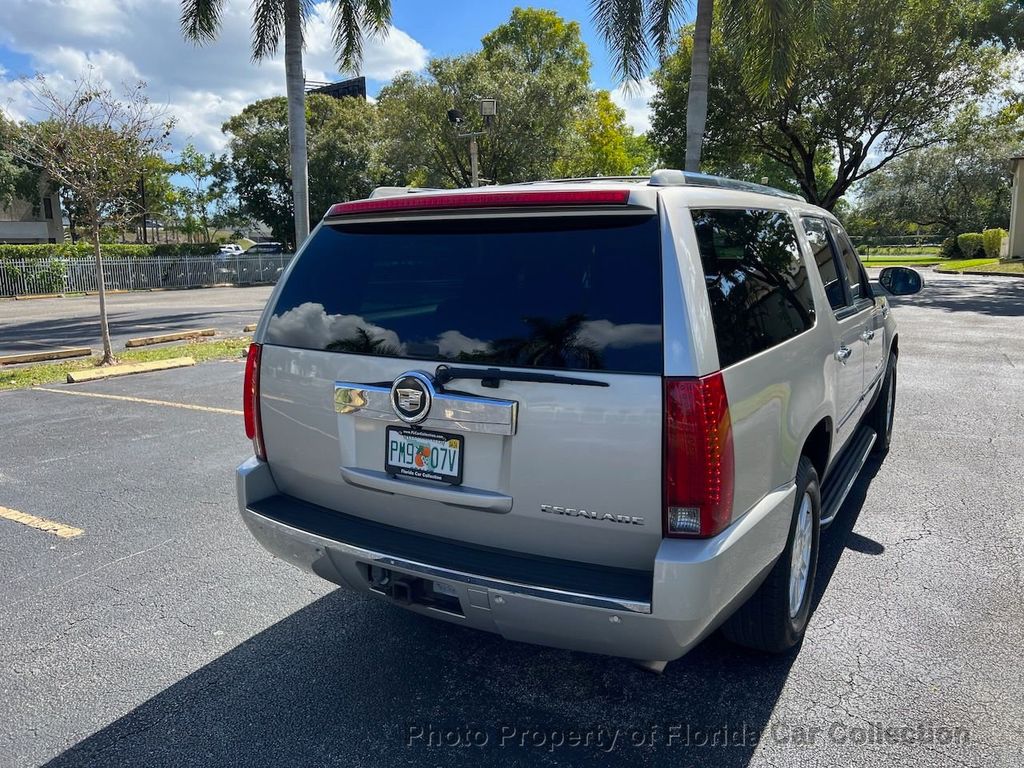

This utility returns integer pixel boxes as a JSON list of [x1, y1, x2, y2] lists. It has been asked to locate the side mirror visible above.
[[878, 266, 923, 296]]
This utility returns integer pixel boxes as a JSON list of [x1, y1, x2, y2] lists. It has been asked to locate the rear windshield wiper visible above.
[[434, 365, 609, 389]]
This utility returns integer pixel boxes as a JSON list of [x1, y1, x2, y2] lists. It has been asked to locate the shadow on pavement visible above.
[[44, 467, 884, 768], [884, 274, 1024, 317]]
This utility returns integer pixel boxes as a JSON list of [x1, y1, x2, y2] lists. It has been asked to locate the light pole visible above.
[[447, 98, 497, 188]]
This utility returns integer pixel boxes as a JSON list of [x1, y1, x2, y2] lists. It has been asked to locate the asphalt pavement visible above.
[[0, 287, 274, 356], [0, 270, 1021, 767]]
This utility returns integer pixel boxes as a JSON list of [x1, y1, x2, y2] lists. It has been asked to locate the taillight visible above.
[[243, 342, 266, 461], [663, 372, 734, 538]]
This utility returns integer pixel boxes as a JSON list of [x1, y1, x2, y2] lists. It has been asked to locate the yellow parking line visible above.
[[0, 505, 84, 539], [34, 387, 243, 416]]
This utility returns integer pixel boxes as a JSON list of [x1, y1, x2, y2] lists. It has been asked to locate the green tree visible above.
[[180, 0, 392, 248], [223, 93, 380, 245], [650, 0, 1008, 209], [591, 0, 830, 171], [10, 74, 173, 364], [174, 144, 229, 243], [854, 113, 1019, 236], [377, 8, 639, 186], [0, 114, 40, 210]]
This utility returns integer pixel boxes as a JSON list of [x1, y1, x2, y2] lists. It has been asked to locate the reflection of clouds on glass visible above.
[[267, 302, 404, 352], [577, 320, 661, 350], [436, 330, 491, 357]]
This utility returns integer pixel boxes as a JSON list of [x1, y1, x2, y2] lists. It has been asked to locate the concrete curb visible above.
[[243, 324, 257, 332], [67, 357, 195, 383], [0, 347, 93, 366], [960, 269, 1024, 278], [124, 329, 215, 348]]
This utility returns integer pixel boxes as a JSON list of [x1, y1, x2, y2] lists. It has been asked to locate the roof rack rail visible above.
[[368, 186, 443, 199], [647, 169, 805, 201]]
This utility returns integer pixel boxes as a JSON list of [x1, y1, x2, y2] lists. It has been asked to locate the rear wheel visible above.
[[722, 456, 820, 653], [869, 353, 897, 455]]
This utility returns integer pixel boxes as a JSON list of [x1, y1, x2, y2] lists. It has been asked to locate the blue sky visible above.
[[0, 1, 674, 153]]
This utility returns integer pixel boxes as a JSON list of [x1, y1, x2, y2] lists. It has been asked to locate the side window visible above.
[[800, 216, 847, 311], [829, 222, 872, 302], [692, 208, 816, 369]]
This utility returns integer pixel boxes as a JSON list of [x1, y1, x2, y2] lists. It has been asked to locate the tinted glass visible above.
[[829, 222, 870, 301], [266, 215, 663, 374], [801, 217, 847, 311], [692, 208, 815, 368]]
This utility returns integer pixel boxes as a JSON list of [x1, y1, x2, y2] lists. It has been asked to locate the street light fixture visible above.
[[448, 99, 496, 188]]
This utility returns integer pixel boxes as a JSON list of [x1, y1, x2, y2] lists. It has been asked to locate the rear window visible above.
[[692, 208, 815, 368], [266, 215, 663, 374]]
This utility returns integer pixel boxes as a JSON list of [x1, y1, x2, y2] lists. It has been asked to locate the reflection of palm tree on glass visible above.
[[326, 327, 401, 356], [474, 314, 604, 370]]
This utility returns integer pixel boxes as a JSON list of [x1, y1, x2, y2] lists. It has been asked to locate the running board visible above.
[[820, 427, 877, 528]]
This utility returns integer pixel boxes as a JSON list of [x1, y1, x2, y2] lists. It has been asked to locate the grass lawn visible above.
[[958, 260, 1024, 274], [0, 337, 251, 391], [861, 256, 942, 267], [934, 258, 1000, 273]]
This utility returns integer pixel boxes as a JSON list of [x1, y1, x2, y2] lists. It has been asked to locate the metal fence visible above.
[[0, 252, 294, 297]]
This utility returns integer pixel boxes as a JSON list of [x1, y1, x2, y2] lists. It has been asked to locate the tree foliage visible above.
[[8, 73, 172, 363], [650, 0, 1011, 209], [0, 114, 40, 210], [853, 111, 1019, 236], [376, 7, 645, 187], [222, 93, 380, 245]]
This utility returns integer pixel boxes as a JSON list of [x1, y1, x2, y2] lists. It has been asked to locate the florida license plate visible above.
[[385, 427, 464, 485]]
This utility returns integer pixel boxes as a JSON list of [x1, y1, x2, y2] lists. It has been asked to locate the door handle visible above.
[[860, 329, 875, 342], [835, 346, 852, 363]]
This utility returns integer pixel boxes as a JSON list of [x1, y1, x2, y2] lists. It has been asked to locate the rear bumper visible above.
[[237, 457, 795, 661]]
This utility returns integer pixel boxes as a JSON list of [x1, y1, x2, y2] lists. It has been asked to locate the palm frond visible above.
[[647, 0, 687, 59], [180, 0, 226, 42], [361, 0, 393, 37], [590, 0, 652, 85], [251, 0, 286, 61]]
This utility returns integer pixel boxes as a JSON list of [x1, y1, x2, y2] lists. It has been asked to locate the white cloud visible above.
[[0, 0, 428, 152], [610, 77, 655, 135]]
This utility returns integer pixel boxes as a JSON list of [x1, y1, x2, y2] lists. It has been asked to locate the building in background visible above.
[[0, 176, 63, 244], [305, 76, 367, 101]]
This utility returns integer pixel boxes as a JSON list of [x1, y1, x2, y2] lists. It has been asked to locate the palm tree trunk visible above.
[[91, 217, 116, 365], [685, 0, 714, 172], [284, 0, 310, 249]]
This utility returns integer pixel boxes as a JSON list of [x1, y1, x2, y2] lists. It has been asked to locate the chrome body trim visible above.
[[335, 380, 518, 436]]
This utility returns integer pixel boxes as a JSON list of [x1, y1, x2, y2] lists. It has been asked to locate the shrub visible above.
[[939, 236, 962, 259], [982, 228, 1009, 259], [956, 233, 984, 258], [0, 242, 220, 261]]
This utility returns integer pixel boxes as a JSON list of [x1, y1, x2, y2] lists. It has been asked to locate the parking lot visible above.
[[0, 286, 273, 356], [1, 271, 1022, 767]]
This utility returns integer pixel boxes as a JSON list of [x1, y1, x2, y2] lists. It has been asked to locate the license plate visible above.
[[385, 427, 464, 485]]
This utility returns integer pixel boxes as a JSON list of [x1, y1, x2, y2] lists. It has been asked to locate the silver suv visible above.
[[236, 171, 921, 668]]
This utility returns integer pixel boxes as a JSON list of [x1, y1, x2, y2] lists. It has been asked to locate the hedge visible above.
[[956, 233, 984, 259], [982, 228, 1008, 259], [939, 236, 962, 259], [0, 242, 221, 261]]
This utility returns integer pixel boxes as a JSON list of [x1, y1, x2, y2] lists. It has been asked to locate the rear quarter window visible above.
[[265, 215, 664, 374], [692, 208, 815, 368]]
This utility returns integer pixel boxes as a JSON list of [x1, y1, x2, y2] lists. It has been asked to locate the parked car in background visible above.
[[236, 171, 922, 670], [219, 243, 244, 256], [245, 242, 284, 255]]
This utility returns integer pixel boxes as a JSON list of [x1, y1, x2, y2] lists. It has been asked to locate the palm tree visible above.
[[180, 0, 392, 249], [591, 0, 829, 172]]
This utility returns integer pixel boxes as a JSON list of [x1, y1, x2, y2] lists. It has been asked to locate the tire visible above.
[[722, 456, 821, 654], [868, 352, 897, 455]]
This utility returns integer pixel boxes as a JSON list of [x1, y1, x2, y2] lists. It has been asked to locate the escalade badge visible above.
[[541, 504, 644, 526], [390, 372, 433, 424]]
